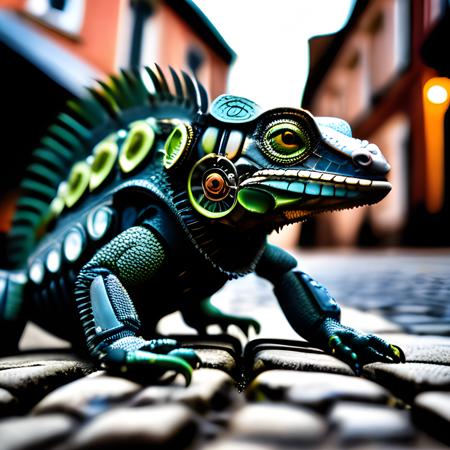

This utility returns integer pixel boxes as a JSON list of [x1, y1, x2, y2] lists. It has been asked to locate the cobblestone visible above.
[[251, 347, 354, 378], [413, 391, 450, 445], [0, 354, 94, 412], [228, 403, 328, 445], [131, 369, 235, 412], [0, 413, 76, 450], [33, 371, 142, 418], [62, 404, 196, 450], [247, 370, 392, 411], [329, 401, 415, 444], [0, 387, 18, 417], [364, 362, 450, 401]]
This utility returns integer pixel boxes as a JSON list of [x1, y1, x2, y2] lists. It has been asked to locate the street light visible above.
[[426, 83, 449, 105], [423, 77, 450, 213]]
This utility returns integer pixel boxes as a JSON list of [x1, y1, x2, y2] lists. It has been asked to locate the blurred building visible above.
[[0, 0, 234, 240], [302, 0, 450, 247]]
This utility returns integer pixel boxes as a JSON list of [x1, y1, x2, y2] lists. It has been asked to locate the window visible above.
[[25, 0, 85, 36]]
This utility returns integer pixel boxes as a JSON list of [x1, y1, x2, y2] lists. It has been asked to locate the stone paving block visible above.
[[247, 370, 392, 411], [413, 391, 450, 445], [33, 371, 141, 418], [0, 413, 76, 450], [227, 403, 328, 445], [0, 354, 95, 411], [131, 369, 235, 413], [364, 362, 450, 401], [0, 387, 19, 417], [251, 348, 354, 379], [63, 404, 197, 450], [196, 349, 236, 376], [378, 333, 450, 364], [167, 335, 241, 377], [329, 401, 415, 444]]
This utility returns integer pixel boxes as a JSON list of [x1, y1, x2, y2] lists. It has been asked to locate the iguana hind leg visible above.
[[75, 226, 201, 384], [182, 297, 260, 336]]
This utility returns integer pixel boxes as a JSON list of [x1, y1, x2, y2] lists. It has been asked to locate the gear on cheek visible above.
[[188, 154, 239, 218]]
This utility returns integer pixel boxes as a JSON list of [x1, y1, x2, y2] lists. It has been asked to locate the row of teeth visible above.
[[249, 169, 390, 189]]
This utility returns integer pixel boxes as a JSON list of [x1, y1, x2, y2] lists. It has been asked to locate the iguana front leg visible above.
[[256, 244, 405, 374], [182, 297, 260, 336], [75, 226, 200, 384]]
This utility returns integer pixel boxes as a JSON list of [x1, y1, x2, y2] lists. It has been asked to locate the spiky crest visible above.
[[7, 65, 208, 267]]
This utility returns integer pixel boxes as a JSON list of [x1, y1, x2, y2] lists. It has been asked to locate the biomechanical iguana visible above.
[[0, 65, 405, 384]]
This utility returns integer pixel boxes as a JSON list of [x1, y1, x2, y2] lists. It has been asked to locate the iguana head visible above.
[[172, 95, 391, 233]]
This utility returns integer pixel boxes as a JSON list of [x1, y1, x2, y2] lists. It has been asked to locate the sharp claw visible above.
[[390, 344, 406, 363], [168, 348, 202, 369], [131, 350, 193, 386], [250, 320, 261, 335]]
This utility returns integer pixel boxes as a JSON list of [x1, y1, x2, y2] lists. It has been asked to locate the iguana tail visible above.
[[0, 269, 27, 354]]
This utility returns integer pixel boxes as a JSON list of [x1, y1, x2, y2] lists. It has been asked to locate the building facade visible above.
[[302, 0, 449, 247]]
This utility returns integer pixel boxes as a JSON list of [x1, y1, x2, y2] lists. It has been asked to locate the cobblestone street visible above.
[[1, 249, 449, 449]]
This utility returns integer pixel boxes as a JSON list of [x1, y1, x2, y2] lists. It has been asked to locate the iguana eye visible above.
[[262, 122, 309, 164], [272, 129, 302, 150]]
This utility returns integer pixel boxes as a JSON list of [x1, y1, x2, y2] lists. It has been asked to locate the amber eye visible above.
[[203, 171, 229, 201], [262, 121, 309, 164], [274, 130, 302, 149]]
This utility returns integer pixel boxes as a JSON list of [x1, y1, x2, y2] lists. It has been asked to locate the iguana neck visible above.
[[169, 177, 266, 279]]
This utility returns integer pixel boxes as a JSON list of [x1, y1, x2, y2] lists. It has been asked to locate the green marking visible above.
[[164, 123, 191, 170], [119, 121, 155, 173], [237, 188, 274, 214], [90, 140, 118, 191], [65, 161, 91, 208]]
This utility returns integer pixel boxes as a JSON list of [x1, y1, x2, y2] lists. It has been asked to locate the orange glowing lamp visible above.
[[423, 77, 450, 213]]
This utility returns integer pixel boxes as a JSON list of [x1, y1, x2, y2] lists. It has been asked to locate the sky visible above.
[[192, 0, 356, 108]]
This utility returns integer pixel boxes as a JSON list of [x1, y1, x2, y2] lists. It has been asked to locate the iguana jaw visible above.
[[236, 168, 391, 227]]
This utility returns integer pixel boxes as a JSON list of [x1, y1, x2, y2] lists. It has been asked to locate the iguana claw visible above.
[[218, 316, 261, 336], [168, 348, 202, 369], [323, 319, 405, 375], [103, 347, 200, 385], [183, 299, 261, 338]]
